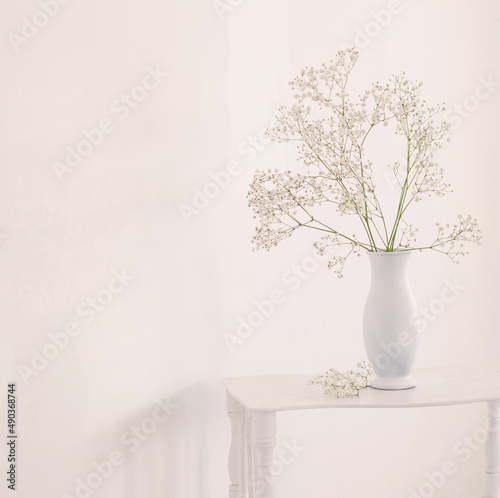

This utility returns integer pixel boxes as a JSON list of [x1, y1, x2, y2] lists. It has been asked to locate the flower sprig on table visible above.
[[309, 361, 373, 398], [247, 48, 481, 277]]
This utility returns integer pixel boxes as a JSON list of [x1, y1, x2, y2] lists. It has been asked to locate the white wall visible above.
[[1, 0, 499, 497]]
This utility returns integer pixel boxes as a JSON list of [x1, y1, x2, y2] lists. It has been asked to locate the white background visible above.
[[1, 0, 499, 497]]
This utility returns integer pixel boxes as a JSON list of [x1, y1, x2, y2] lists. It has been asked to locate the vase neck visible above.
[[367, 252, 412, 279]]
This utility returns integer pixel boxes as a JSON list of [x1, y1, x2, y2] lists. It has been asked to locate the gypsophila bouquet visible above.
[[309, 361, 373, 397], [248, 49, 481, 277]]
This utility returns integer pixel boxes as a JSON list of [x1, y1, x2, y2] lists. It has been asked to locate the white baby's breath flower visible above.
[[309, 361, 373, 397], [247, 49, 481, 277]]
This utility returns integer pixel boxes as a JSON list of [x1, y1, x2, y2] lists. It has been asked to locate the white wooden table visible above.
[[223, 364, 500, 498]]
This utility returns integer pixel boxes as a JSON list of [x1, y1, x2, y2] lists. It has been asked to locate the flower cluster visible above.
[[309, 361, 373, 398], [247, 48, 481, 276]]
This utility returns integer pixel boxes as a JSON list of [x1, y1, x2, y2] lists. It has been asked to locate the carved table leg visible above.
[[227, 392, 244, 498], [241, 409, 249, 498], [485, 401, 500, 498], [252, 411, 276, 498], [246, 410, 255, 498]]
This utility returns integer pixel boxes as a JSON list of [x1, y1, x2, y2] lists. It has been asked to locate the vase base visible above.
[[369, 376, 417, 390]]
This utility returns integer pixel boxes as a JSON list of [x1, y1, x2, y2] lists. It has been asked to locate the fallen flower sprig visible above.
[[309, 361, 373, 397]]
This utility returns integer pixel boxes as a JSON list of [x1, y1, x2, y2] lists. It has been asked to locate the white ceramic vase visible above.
[[362, 251, 420, 390]]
